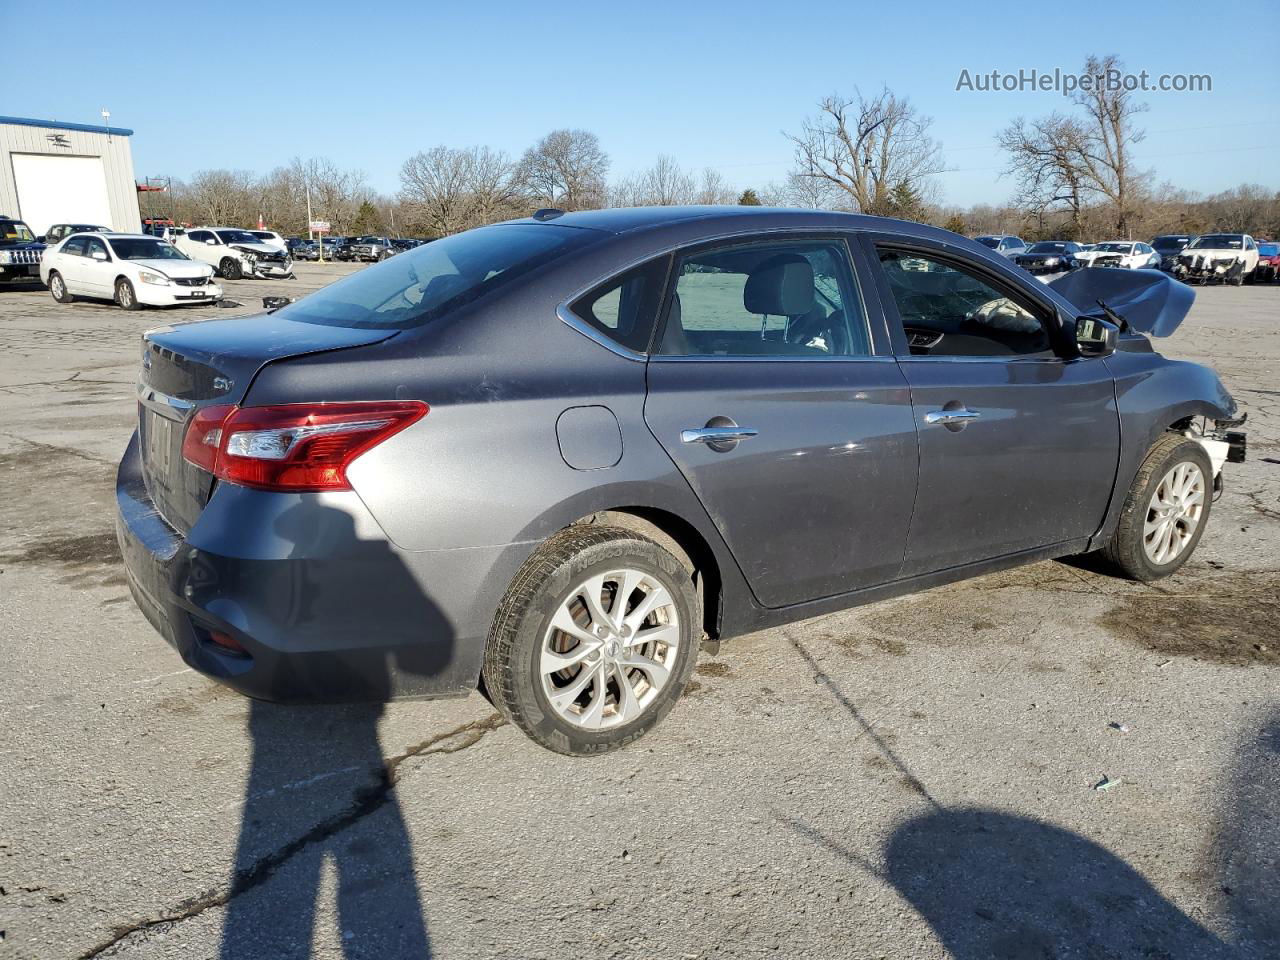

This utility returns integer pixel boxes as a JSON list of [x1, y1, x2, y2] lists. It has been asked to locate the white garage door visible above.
[[11, 153, 113, 237]]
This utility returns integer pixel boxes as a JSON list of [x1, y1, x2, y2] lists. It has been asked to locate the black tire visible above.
[[219, 257, 242, 281], [48, 271, 73, 303], [482, 525, 700, 756], [115, 277, 141, 311], [1098, 433, 1214, 581]]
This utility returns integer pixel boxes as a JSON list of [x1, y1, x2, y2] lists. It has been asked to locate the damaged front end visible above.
[[1048, 267, 1194, 337], [231, 245, 294, 279], [1172, 251, 1246, 285], [1185, 413, 1248, 498]]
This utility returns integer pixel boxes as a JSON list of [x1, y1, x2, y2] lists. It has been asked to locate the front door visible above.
[[642, 236, 918, 608], [868, 241, 1121, 576]]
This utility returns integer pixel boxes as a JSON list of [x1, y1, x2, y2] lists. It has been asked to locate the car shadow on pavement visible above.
[[216, 501, 455, 958], [786, 636, 1280, 959]]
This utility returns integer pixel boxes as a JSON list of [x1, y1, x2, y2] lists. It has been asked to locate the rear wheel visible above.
[[482, 526, 699, 756], [219, 257, 242, 281], [48, 271, 73, 303], [115, 278, 141, 311], [1099, 434, 1213, 581]]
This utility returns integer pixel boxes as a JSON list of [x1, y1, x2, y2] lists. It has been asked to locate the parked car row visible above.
[[985, 229, 1274, 286]]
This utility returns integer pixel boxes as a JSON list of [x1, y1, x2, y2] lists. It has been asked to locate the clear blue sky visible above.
[[8, 0, 1278, 206]]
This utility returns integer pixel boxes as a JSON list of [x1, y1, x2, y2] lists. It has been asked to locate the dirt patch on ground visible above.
[[0, 530, 119, 569], [696, 661, 733, 679], [832, 633, 910, 657], [1097, 571, 1280, 666]]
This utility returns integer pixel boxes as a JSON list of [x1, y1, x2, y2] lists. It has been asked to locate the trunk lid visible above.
[[137, 313, 397, 534]]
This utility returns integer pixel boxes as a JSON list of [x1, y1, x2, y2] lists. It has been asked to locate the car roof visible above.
[[508, 205, 974, 249]]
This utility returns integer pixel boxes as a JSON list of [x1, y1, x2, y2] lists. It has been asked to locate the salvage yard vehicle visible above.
[[1072, 241, 1160, 270], [1172, 234, 1260, 285], [116, 206, 1247, 756], [1255, 241, 1279, 282], [1013, 240, 1083, 276], [247, 229, 289, 253], [41, 232, 223, 309], [1152, 234, 1193, 272], [41, 223, 111, 244], [348, 236, 397, 261], [0, 215, 46, 283], [974, 234, 1027, 257], [174, 227, 295, 280]]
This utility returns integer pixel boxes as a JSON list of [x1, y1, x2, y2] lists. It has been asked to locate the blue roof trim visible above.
[[0, 115, 134, 137]]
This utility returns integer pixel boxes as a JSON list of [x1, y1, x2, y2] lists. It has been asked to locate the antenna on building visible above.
[[101, 108, 111, 142]]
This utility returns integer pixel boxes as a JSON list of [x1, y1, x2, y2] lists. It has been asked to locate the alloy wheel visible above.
[[1143, 461, 1205, 565], [539, 568, 680, 730]]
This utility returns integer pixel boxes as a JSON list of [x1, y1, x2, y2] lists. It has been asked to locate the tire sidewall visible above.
[[49, 271, 68, 302], [220, 258, 242, 280], [1126, 439, 1214, 579], [116, 278, 138, 310], [506, 538, 698, 755]]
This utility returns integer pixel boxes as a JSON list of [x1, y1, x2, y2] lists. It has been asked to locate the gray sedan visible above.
[[115, 207, 1246, 755]]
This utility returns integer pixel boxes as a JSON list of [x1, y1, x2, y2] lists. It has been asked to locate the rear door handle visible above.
[[924, 408, 981, 425], [681, 426, 759, 444]]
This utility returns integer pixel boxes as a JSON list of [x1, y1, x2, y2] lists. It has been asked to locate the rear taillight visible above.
[[181, 401, 427, 492]]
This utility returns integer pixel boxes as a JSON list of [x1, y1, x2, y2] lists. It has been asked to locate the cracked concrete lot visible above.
[[1, 266, 1277, 959]]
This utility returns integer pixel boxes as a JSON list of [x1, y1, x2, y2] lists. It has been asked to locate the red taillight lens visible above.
[[181, 401, 427, 492]]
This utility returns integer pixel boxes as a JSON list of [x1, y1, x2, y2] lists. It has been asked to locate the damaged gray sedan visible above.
[[116, 207, 1246, 755]]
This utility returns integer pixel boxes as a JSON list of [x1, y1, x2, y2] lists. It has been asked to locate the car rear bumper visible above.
[[115, 431, 525, 703]]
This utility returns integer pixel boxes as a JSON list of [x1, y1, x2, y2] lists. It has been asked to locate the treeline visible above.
[[139, 54, 1279, 241]]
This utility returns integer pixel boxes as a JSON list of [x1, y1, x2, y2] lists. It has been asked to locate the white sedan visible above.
[[40, 233, 223, 309], [1072, 241, 1160, 270]]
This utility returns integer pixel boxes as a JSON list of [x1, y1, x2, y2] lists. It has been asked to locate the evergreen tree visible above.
[[738, 188, 762, 206], [943, 213, 967, 235], [351, 200, 382, 234]]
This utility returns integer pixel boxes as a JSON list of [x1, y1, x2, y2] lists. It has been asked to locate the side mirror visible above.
[[36, 235, 46, 243], [1076, 314, 1118, 358], [91, 250, 108, 262]]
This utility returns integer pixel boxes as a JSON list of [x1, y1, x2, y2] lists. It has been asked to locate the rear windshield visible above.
[[1152, 236, 1188, 251], [276, 223, 593, 329], [1027, 242, 1070, 253], [974, 237, 1000, 248], [1096, 242, 1132, 253]]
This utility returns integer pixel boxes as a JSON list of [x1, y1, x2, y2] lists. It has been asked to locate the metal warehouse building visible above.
[[0, 116, 141, 237]]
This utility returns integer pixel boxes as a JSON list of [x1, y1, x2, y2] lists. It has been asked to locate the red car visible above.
[[1255, 241, 1279, 282]]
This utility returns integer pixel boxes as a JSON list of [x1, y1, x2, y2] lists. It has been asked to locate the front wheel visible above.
[[219, 257, 243, 281], [482, 526, 700, 756], [1098, 433, 1213, 581], [49, 271, 73, 303], [115, 277, 141, 311]]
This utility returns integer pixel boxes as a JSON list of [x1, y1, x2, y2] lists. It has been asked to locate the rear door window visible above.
[[656, 239, 872, 357], [63, 236, 88, 256]]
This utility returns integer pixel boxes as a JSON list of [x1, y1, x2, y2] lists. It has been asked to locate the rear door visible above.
[[641, 235, 918, 608], [56, 236, 90, 292], [864, 236, 1120, 576]]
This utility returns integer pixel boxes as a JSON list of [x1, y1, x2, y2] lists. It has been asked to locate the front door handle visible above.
[[924, 407, 981, 426], [681, 426, 759, 445]]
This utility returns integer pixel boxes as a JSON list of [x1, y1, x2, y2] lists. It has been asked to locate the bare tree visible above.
[[693, 167, 737, 205], [398, 145, 522, 236], [997, 114, 1090, 238], [1068, 54, 1149, 234], [184, 169, 256, 226], [518, 129, 609, 211], [786, 88, 944, 215]]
